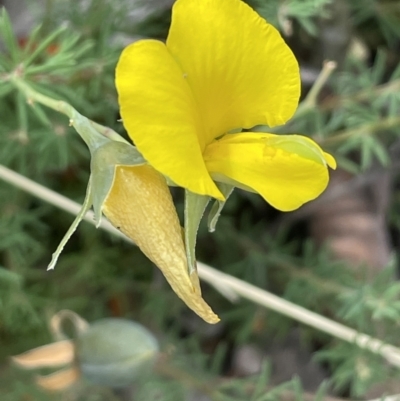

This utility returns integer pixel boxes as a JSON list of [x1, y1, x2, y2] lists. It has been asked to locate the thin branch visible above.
[[297, 60, 337, 112], [197, 262, 400, 368], [368, 395, 400, 401], [2, 165, 400, 370], [0, 164, 124, 239]]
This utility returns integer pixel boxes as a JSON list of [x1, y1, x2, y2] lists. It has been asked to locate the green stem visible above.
[[10, 76, 130, 147], [296, 60, 337, 115], [12, 77, 71, 114]]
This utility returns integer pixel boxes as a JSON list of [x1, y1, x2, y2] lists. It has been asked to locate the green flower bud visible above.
[[76, 318, 159, 388]]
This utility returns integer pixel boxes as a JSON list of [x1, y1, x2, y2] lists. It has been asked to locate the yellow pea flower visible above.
[[48, 138, 220, 324], [116, 0, 336, 211]]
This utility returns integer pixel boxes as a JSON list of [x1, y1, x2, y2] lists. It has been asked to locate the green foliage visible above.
[[349, 0, 400, 46], [251, 0, 332, 34], [317, 342, 390, 397]]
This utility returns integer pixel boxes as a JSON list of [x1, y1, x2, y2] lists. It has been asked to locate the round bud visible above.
[[76, 318, 159, 388]]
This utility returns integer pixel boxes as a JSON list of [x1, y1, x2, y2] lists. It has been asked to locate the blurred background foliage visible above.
[[1, 0, 400, 399]]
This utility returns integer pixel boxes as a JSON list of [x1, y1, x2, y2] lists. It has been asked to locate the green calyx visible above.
[[91, 141, 146, 226], [48, 139, 145, 271]]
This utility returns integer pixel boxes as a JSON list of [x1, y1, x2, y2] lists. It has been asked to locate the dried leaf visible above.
[[35, 366, 79, 392], [11, 340, 74, 369], [102, 165, 219, 324]]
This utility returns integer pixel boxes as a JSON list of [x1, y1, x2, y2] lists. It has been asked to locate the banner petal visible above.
[[167, 0, 300, 144]]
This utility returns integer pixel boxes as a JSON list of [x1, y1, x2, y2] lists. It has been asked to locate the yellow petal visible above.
[[11, 340, 74, 369], [102, 165, 219, 324], [167, 0, 300, 145], [116, 40, 222, 200], [204, 133, 334, 211], [322, 151, 337, 169], [36, 367, 79, 392]]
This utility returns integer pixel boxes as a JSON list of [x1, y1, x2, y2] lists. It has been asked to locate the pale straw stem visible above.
[[2, 164, 400, 368], [368, 395, 400, 401], [298, 60, 337, 113]]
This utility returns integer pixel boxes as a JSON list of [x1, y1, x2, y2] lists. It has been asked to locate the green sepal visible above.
[[90, 141, 146, 226], [184, 190, 210, 277], [207, 183, 235, 232], [47, 126, 144, 270], [70, 108, 110, 153], [47, 178, 93, 271]]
